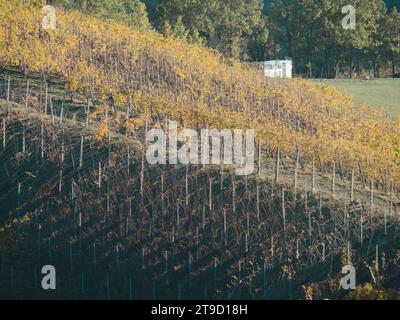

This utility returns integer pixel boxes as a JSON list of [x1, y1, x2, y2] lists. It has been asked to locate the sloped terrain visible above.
[[1, 2, 400, 300]]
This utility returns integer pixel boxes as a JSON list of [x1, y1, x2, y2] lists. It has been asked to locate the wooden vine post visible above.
[[282, 188, 286, 234], [294, 148, 300, 197], [274, 148, 280, 185]]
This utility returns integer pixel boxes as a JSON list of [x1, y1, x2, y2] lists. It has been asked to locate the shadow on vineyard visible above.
[[1, 72, 400, 300], [1, 2, 400, 300]]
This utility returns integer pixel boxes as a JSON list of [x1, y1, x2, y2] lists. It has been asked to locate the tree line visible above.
[[30, 0, 400, 78], [266, 0, 400, 78]]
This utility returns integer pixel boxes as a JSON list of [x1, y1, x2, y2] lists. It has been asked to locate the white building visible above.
[[264, 60, 293, 78]]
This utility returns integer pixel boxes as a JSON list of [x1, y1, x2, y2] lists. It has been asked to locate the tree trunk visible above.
[[325, 50, 329, 78], [349, 47, 353, 79], [373, 60, 377, 78], [335, 63, 339, 79], [392, 51, 396, 78]]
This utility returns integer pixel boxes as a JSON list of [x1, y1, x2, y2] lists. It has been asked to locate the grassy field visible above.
[[313, 78, 400, 114]]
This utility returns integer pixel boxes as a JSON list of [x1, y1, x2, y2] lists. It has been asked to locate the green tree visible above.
[[268, 0, 389, 78], [269, 0, 332, 76], [48, 0, 150, 29], [152, 0, 216, 42], [172, 16, 189, 41], [336, 0, 387, 78], [152, 0, 268, 59], [384, 7, 400, 76], [210, 0, 267, 59]]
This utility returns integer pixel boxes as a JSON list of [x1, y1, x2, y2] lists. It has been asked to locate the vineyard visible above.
[[1, 1, 400, 300]]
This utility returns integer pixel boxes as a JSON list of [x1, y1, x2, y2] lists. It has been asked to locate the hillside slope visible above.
[[1, 1, 400, 184], [1, 1, 400, 300]]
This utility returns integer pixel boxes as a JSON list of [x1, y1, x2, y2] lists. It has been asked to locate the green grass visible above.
[[312, 78, 400, 114]]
